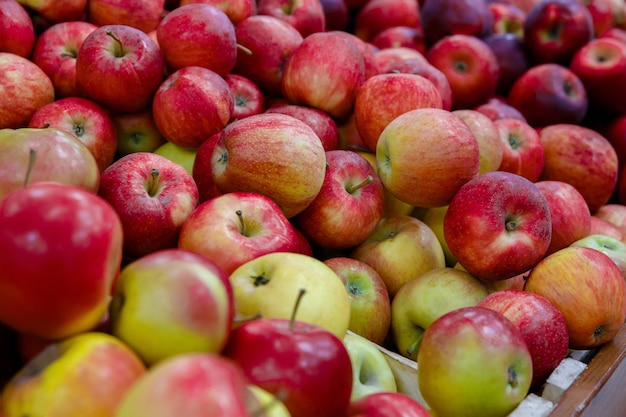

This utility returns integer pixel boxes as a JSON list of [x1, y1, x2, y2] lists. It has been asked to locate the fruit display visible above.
[[2, 0, 626, 416]]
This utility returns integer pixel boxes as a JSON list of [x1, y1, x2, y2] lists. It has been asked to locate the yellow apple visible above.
[[153, 141, 198, 176]]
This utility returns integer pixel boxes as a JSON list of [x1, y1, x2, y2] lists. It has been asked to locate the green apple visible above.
[[391, 267, 489, 361], [229, 252, 351, 339], [154, 141, 198, 176], [343, 332, 397, 401], [422, 205, 457, 267]]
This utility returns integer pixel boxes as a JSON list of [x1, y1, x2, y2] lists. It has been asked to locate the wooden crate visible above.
[[375, 323, 626, 417]]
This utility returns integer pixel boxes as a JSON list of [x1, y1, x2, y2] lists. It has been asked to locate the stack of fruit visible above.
[[2, 0, 626, 416]]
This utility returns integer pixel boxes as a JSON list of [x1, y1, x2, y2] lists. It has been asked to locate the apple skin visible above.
[[590, 215, 626, 242], [281, 31, 366, 120], [98, 151, 199, 260], [223, 316, 353, 417], [420, 0, 493, 46], [391, 267, 489, 361], [348, 392, 433, 417], [87, 0, 165, 33], [0, 182, 123, 340], [525, 246, 626, 349], [594, 203, 626, 237], [453, 109, 504, 174], [417, 306, 533, 417], [376, 108, 480, 208], [350, 215, 446, 298], [226, 74, 265, 122], [493, 117, 544, 182], [323, 257, 391, 345], [523, 0, 594, 65], [444, 171, 552, 281], [294, 149, 385, 250], [0, 127, 100, 202], [352, 0, 422, 43], [539, 123, 619, 214], [75, 24, 164, 113], [211, 113, 327, 219], [112, 108, 167, 156], [114, 353, 253, 417], [483, 32, 531, 96], [478, 289, 569, 389], [1, 332, 146, 417], [319, 0, 349, 31], [354, 72, 443, 153], [232, 15, 304, 97], [28, 96, 118, 173], [157, 3, 237, 77], [571, 233, 626, 279], [152, 66, 233, 149], [0, 52, 55, 130], [179, 0, 257, 25], [488, 2, 526, 37], [570, 37, 626, 117], [422, 205, 457, 266], [191, 131, 223, 203], [257, 0, 326, 38], [507, 63, 588, 128], [473, 96, 527, 122], [153, 141, 198, 176], [0, 0, 35, 58], [370, 26, 427, 55]]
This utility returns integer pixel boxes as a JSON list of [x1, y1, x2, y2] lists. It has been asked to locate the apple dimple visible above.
[[106, 30, 127, 58]]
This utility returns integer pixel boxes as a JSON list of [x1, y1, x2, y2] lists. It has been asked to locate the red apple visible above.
[[539, 123, 618, 214], [0, 182, 123, 339], [319, 0, 349, 31], [594, 203, 626, 237], [28, 97, 118, 173], [478, 289, 569, 389], [507, 63, 588, 127], [75, 24, 164, 113], [30, 21, 98, 99], [0, 52, 55, 129], [179, 0, 256, 25], [420, 0, 493, 45], [87, 0, 165, 33], [257, 0, 326, 37], [225, 73, 265, 122], [426, 34, 500, 110], [590, 215, 626, 242], [348, 392, 432, 417], [444, 171, 552, 281], [112, 108, 167, 156], [473, 96, 527, 122], [453, 109, 504, 174], [191, 131, 222, 203], [18, 0, 88, 24], [596, 112, 626, 168], [156, 3, 236, 77], [483, 32, 531, 96], [587, 0, 625, 36], [493, 117, 544, 182], [352, 0, 421, 42], [489, 2, 526, 37], [331, 31, 381, 80], [232, 15, 304, 97], [0, 0, 35, 58], [152, 65, 233, 149]]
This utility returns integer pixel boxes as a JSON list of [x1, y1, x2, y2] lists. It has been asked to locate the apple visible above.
[[331, 31, 381, 81], [426, 34, 500, 110], [98, 151, 199, 260], [444, 171, 552, 281], [417, 306, 533, 417], [483, 32, 531, 96], [156, 3, 237, 76], [370, 26, 427, 54], [294, 149, 385, 250], [265, 101, 340, 151], [2, 332, 146, 417], [391, 267, 489, 361], [152, 65, 233, 149], [28, 96, 118, 173], [600, 25, 626, 43], [0, 182, 123, 340], [570, 233, 626, 278], [191, 131, 222, 203], [539, 123, 619, 214], [281, 31, 366, 120], [422, 205, 457, 267], [109, 248, 232, 365], [75, 24, 164, 113], [247, 384, 292, 417], [524, 246, 626, 349], [507, 63, 588, 127], [179, 0, 256, 25], [0, 0, 35, 58], [232, 15, 304, 97], [352, 0, 421, 42], [17, 0, 88, 24], [319, 0, 349, 31], [342, 332, 398, 401], [223, 312, 353, 417], [594, 203, 626, 236], [87, 0, 165, 33], [590, 215, 626, 242], [493, 117, 545, 182], [478, 289, 569, 389], [570, 36, 626, 117], [596, 112, 626, 168], [354, 72, 443, 153], [153, 141, 197, 175], [323, 257, 391, 345], [114, 353, 253, 417], [225, 74, 265, 122], [535, 180, 592, 256], [452, 109, 504, 174], [348, 392, 432, 417], [350, 215, 446, 297], [177, 191, 302, 275], [420, 0, 493, 46], [376, 107, 480, 208], [112, 108, 167, 156], [0, 127, 100, 201], [228, 252, 351, 339], [257, 0, 326, 37], [0, 52, 55, 130], [473, 96, 527, 122], [489, 2, 527, 37], [523, 0, 594, 65], [210, 113, 327, 218]]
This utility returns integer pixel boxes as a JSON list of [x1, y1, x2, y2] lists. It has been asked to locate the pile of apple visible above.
[[3, 0, 626, 416]]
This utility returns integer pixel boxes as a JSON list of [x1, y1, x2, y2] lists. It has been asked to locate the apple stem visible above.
[[345, 175, 373, 194], [146, 168, 160, 197], [236, 43, 253, 56], [236, 210, 246, 236], [289, 288, 307, 330], [23, 148, 37, 188], [406, 333, 423, 358], [106, 29, 125, 57]]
